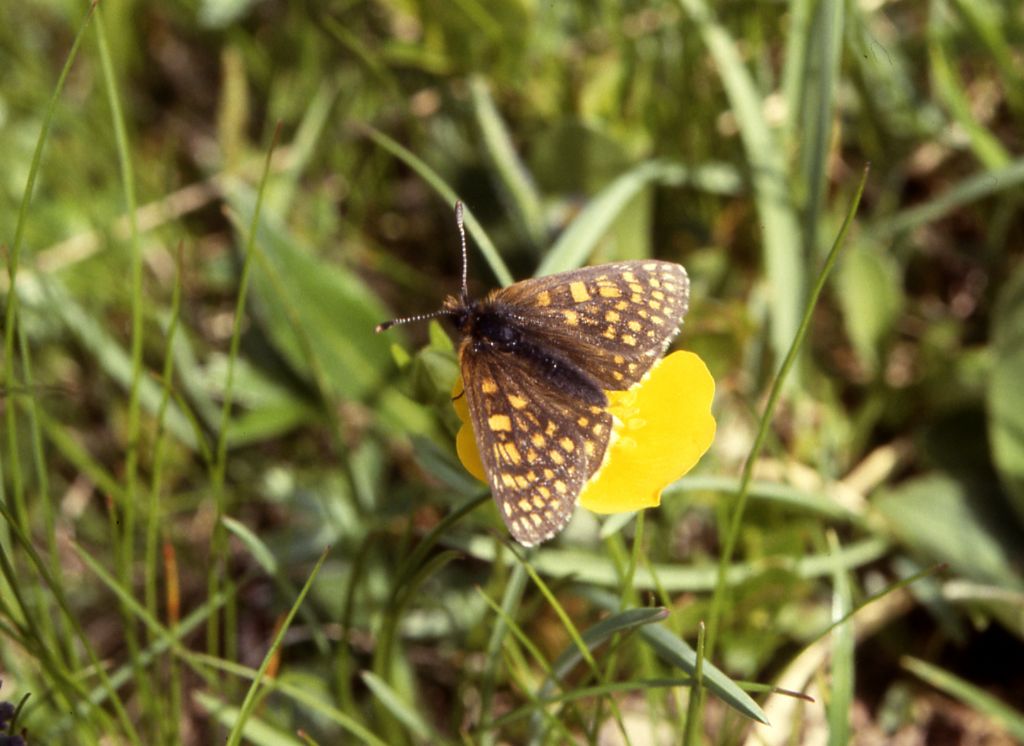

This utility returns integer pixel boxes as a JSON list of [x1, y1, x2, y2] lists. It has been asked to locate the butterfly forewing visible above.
[[492, 260, 689, 391], [459, 345, 613, 546]]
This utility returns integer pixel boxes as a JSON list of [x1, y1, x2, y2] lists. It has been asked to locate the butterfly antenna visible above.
[[455, 200, 469, 304], [375, 201, 470, 333], [375, 308, 452, 333]]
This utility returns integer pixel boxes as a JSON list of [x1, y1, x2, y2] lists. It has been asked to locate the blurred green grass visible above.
[[1, 0, 1023, 743]]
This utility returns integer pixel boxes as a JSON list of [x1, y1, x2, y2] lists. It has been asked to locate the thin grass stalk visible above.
[[0, 5, 98, 720], [0, 502, 142, 743], [2, 345, 59, 671], [207, 122, 283, 661], [588, 523, 644, 746], [780, 0, 814, 155], [927, 0, 1010, 170], [948, 0, 1024, 116], [703, 166, 870, 666], [0, 545, 107, 741], [826, 530, 854, 746], [360, 122, 514, 287], [2, 0, 95, 522], [475, 587, 576, 742], [494, 677, 697, 731], [5, 334, 60, 667], [91, 8, 157, 728], [518, 553, 631, 746], [682, 621, 706, 745], [479, 559, 528, 746], [371, 549, 461, 743], [334, 533, 374, 723], [469, 76, 546, 251], [166, 538, 184, 745], [224, 547, 329, 746], [192, 653, 391, 746], [145, 244, 183, 625], [244, 236, 347, 467], [675, 0, 805, 372], [94, 0, 144, 583], [628, 514, 663, 735], [34, 410, 127, 503], [144, 243, 185, 743]]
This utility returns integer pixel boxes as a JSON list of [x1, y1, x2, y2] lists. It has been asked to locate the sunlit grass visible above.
[[1, 1, 1023, 744]]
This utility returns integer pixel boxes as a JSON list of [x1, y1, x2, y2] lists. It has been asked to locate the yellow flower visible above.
[[452, 350, 716, 514]]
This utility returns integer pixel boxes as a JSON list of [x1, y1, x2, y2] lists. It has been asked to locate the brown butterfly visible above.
[[377, 203, 688, 545]]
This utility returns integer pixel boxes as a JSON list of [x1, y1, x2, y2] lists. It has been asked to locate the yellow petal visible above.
[[451, 350, 717, 514], [452, 379, 487, 482], [579, 351, 716, 513]]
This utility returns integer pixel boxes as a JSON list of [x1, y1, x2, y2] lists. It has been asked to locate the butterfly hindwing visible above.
[[490, 260, 689, 391], [459, 342, 614, 546]]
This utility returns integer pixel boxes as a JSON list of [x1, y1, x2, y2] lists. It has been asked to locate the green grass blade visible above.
[[928, 0, 1010, 169], [704, 164, 869, 662], [375, 549, 463, 681], [191, 657, 390, 746], [222, 516, 329, 654], [676, 0, 805, 368], [545, 607, 668, 690], [196, 692, 305, 746], [225, 546, 329, 746], [517, 552, 632, 745], [668, 475, 864, 524], [644, 622, 767, 725], [455, 535, 889, 591], [393, 494, 489, 591], [361, 122, 514, 286], [144, 245, 184, 638], [208, 123, 282, 661], [2, 0, 96, 586], [682, 621, 706, 745], [361, 671, 444, 743], [872, 157, 1024, 238], [826, 531, 854, 746], [18, 276, 197, 448], [798, 0, 844, 255], [489, 678, 696, 730], [902, 657, 1024, 742], [470, 76, 546, 250], [0, 504, 141, 743], [475, 584, 555, 678], [94, 0, 146, 594], [536, 160, 740, 276], [479, 560, 529, 746]]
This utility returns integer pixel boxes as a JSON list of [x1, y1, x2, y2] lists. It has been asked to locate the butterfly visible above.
[[377, 202, 689, 546]]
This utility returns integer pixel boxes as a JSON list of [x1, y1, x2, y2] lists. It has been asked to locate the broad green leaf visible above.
[[988, 263, 1024, 525], [537, 159, 742, 276], [874, 474, 1023, 589], [226, 186, 392, 402], [455, 535, 890, 591], [835, 240, 903, 372]]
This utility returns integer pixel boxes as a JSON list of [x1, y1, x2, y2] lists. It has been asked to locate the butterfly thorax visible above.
[[446, 295, 608, 408]]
